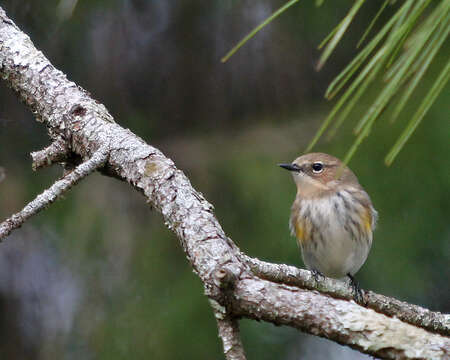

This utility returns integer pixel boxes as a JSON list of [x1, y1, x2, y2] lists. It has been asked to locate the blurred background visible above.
[[0, 1, 448, 359]]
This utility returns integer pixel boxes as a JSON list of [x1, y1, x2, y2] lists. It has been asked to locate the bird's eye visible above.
[[311, 162, 324, 173]]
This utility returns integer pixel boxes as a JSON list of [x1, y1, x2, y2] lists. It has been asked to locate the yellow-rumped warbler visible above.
[[280, 153, 377, 299]]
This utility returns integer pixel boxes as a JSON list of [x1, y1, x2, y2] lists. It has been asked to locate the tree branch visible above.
[[242, 255, 450, 336], [31, 137, 70, 171], [0, 148, 108, 241], [231, 277, 449, 360], [212, 264, 247, 360], [0, 7, 449, 359], [216, 317, 246, 360]]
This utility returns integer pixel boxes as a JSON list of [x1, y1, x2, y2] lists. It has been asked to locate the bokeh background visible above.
[[0, 1, 448, 359]]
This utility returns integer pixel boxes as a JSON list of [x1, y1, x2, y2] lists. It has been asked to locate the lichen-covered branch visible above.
[[0, 7, 449, 359], [212, 264, 247, 360], [0, 148, 108, 240], [231, 277, 449, 360], [243, 255, 450, 336], [216, 317, 246, 360], [31, 137, 70, 171]]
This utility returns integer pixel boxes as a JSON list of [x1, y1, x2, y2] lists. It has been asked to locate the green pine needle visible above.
[[356, 0, 390, 48], [385, 61, 450, 166], [316, 0, 366, 70], [221, 0, 301, 63], [391, 18, 450, 121], [222, 0, 449, 167], [310, 0, 449, 166]]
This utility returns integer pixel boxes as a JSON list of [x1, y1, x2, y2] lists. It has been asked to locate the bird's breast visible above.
[[290, 191, 373, 278]]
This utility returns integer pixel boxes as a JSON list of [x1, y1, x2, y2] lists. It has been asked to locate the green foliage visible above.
[[311, 0, 450, 166], [221, 0, 301, 63], [223, 0, 450, 166], [316, 0, 366, 70]]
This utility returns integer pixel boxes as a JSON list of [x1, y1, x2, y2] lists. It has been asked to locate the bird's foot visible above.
[[347, 273, 365, 305], [311, 269, 324, 283]]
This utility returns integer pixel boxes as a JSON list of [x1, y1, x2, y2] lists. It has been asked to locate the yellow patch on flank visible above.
[[295, 217, 312, 246], [362, 209, 372, 233], [295, 221, 304, 243]]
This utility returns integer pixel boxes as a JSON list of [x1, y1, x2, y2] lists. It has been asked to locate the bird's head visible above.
[[279, 152, 359, 198]]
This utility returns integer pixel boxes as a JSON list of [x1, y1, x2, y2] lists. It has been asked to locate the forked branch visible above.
[[31, 137, 70, 171], [0, 148, 108, 241]]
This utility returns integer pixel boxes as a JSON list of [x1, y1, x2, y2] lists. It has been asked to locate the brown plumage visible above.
[[280, 152, 378, 301]]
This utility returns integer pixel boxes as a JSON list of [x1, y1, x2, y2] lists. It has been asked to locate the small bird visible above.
[[279, 152, 377, 301]]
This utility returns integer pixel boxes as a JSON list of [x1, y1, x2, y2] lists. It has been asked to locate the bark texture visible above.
[[216, 317, 246, 360], [244, 255, 450, 336], [232, 278, 449, 359], [0, 149, 107, 240], [0, 7, 449, 360]]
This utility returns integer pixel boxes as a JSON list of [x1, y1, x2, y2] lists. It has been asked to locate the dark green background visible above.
[[0, 1, 448, 359]]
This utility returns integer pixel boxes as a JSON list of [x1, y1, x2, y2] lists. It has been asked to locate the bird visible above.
[[279, 152, 377, 301]]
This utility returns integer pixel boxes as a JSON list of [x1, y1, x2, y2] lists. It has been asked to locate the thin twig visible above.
[[31, 137, 69, 171], [216, 317, 247, 360], [211, 265, 247, 360], [0, 149, 108, 241]]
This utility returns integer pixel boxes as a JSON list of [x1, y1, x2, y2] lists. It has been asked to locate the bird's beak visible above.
[[279, 163, 301, 172]]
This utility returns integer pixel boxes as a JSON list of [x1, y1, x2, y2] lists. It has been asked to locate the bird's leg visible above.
[[347, 273, 365, 305]]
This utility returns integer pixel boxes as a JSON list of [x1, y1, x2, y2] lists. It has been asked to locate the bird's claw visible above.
[[347, 273, 365, 305], [311, 269, 324, 283]]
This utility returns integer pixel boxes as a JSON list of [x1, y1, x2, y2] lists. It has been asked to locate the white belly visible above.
[[298, 195, 372, 278]]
